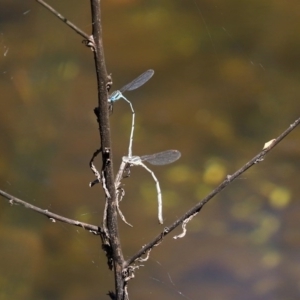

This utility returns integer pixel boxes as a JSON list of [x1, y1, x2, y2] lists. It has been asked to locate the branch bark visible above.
[[89, 1, 125, 299]]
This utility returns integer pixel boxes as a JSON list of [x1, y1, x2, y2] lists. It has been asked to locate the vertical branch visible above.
[[90, 0, 125, 298]]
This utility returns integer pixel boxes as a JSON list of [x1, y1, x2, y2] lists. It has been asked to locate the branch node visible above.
[[82, 35, 96, 51], [122, 265, 141, 282]]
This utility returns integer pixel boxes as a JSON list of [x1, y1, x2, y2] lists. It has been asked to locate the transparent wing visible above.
[[140, 150, 181, 165], [119, 69, 154, 93]]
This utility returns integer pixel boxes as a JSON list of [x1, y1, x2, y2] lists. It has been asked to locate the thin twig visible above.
[[36, 0, 90, 40], [0, 189, 101, 234], [124, 117, 300, 267]]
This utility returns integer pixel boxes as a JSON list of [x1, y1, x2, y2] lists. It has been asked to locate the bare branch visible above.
[[124, 117, 300, 267], [0, 189, 101, 234], [36, 0, 90, 40], [89, 0, 126, 298]]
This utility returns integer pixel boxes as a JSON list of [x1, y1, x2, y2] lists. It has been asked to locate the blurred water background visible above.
[[1, 1, 300, 299]]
